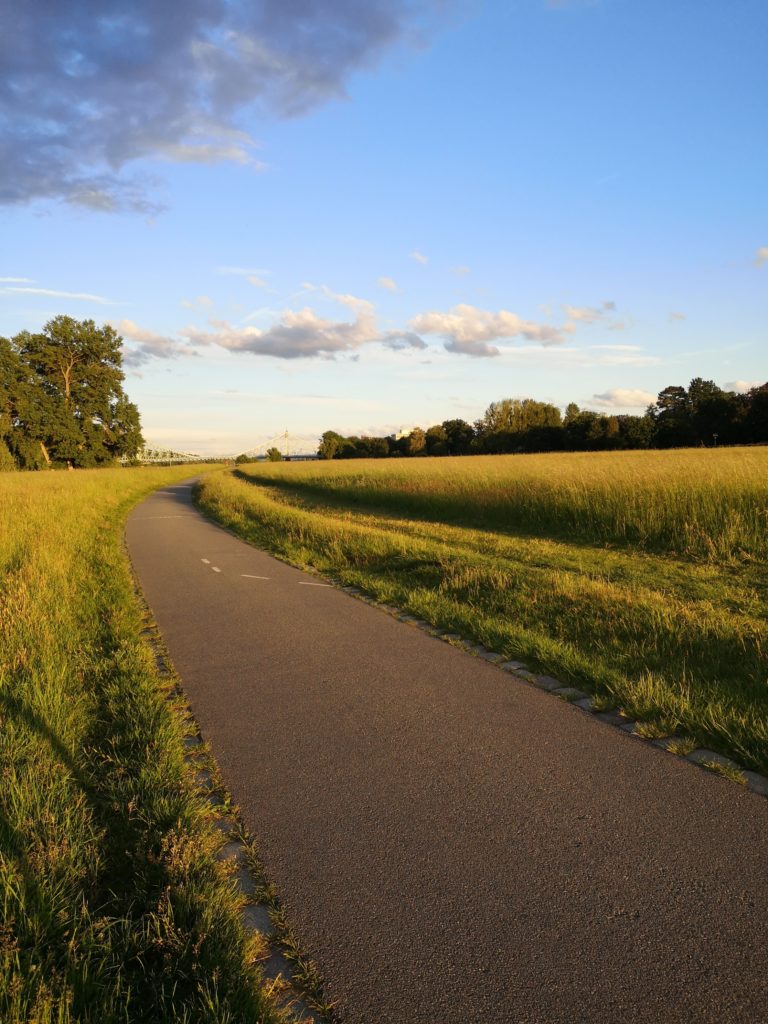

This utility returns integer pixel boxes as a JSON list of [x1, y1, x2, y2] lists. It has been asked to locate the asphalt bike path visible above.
[[125, 481, 768, 1024]]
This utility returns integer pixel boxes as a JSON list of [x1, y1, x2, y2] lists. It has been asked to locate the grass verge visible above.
[[1, 467, 281, 1023], [195, 456, 768, 774]]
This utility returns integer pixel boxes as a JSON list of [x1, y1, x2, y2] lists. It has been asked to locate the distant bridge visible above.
[[232, 430, 319, 460], [125, 431, 319, 465], [123, 446, 212, 465]]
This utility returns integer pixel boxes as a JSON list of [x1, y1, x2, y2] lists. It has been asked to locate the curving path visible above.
[[126, 481, 768, 1024]]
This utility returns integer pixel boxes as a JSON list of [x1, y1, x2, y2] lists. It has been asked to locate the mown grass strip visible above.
[[196, 461, 768, 774], [0, 468, 281, 1024]]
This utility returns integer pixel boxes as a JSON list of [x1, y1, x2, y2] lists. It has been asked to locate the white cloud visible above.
[[564, 304, 603, 324], [181, 295, 214, 308], [0, 286, 110, 303], [155, 135, 264, 169], [0, 276, 34, 283], [324, 288, 374, 314], [451, 266, 471, 275], [724, 380, 763, 394], [589, 344, 642, 351], [377, 276, 398, 291], [248, 276, 270, 289], [668, 311, 686, 322], [410, 303, 572, 357], [182, 307, 378, 360], [380, 331, 427, 351], [755, 247, 768, 266], [563, 300, 621, 328], [591, 388, 656, 409], [117, 318, 199, 366], [2, 3, 439, 212], [410, 250, 429, 264]]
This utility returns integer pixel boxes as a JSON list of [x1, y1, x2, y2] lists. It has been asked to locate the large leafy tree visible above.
[[1, 317, 143, 468]]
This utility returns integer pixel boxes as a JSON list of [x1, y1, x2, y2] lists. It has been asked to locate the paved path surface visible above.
[[126, 481, 768, 1024]]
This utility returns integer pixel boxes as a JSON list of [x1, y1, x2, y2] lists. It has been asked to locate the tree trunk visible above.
[[39, 440, 51, 465]]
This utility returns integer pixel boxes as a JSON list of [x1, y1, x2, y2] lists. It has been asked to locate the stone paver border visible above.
[[134, 588, 331, 1024], [335, 582, 768, 801], [131, 544, 768, 1024]]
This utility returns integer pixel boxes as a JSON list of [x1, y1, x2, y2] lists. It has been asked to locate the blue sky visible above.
[[2, 0, 766, 454]]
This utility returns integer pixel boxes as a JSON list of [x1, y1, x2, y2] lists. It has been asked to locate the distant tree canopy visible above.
[[0, 316, 143, 469], [316, 379, 768, 460]]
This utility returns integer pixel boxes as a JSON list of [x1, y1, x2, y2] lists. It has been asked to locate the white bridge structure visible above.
[[234, 430, 319, 461], [126, 430, 318, 465], [125, 446, 211, 465]]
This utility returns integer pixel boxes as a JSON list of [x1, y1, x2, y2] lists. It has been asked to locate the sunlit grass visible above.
[[0, 467, 278, 1023], [243, 447, 768, 562], [196, 450, 768, 773]]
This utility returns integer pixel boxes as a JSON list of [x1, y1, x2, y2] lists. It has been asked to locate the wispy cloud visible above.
[[451, 265, 471, 275], [181, 295, 214, 308], [377, 276, 398, 291], [755, 246, 768, 266], [563, 301, 623, 329], [410, 250, 429, 264], [0, 277, 34, 283], [668, 311, 686, 322], [591, 387, 655, 409], [217, 266, 271, 277], [0, 286, 111, 304]]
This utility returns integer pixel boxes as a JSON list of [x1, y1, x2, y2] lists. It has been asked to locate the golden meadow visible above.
[[198, 447, 768, 773], [0, 467, 277, 1024]]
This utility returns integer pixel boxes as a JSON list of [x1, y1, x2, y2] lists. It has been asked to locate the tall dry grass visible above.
[[198, 450, 768, 772], [0, 467, 276, 1023], [248, 447, 768, 562]]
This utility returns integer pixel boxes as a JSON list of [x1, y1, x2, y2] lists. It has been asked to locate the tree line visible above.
[[317, 379, 768, 459], [1, 317, 144, 470]]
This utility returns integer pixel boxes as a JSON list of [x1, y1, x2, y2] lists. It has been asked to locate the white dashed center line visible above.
[[242, 574, 269, 579], [298, 582, 331, 587], [201, 558, 210, 564], [211, 566, 222, 573]]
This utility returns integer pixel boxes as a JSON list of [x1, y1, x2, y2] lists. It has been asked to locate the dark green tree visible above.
[[405, 427, 427, 456], [425, 424, 449, 456], [266, 447, 283, 461], [318, 430, 344, 459], [650, 385, 693, 447], [6, 317, 143, 466], [745, 383, 768, 442], [441, 418, 475, 455]]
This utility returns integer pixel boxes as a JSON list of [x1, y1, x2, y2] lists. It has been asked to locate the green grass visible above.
[[195, 449, 768, 774], [0, 467, 280, 1023]]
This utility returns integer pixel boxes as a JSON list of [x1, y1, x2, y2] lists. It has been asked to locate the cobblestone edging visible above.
[[130, 552, 767, 1024], [336, 584, 768, 802]]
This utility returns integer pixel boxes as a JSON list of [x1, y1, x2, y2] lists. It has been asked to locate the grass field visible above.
[[196, 448, 768, 774], [0, 467, 280, 1024]]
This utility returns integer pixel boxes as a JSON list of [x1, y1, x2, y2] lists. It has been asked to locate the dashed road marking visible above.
[[201, 558, 210, 564], [298, 582, 331, 587], [212, 566, 222, 573], [242, 574, 270, 579]]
